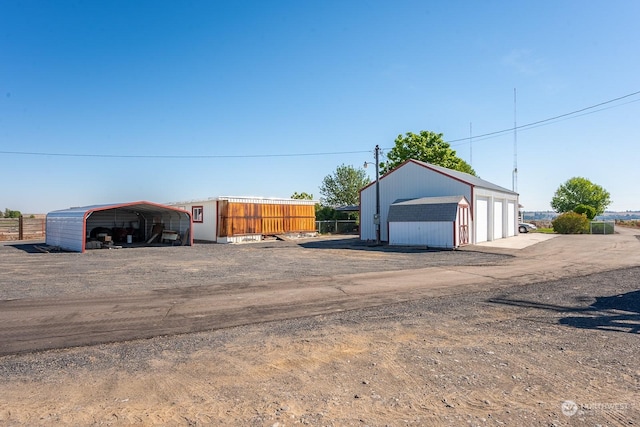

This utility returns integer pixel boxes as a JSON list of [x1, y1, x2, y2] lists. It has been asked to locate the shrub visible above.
[[552, 212, 590, 234]]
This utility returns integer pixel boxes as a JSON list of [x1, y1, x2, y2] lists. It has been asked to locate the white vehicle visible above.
[[519, 222, 537, 233]]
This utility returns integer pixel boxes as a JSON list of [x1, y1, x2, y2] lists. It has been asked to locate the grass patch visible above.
[[533, 228, 555, 234]]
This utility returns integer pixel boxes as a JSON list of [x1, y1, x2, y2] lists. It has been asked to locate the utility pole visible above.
[[375, 144, 381, 245]]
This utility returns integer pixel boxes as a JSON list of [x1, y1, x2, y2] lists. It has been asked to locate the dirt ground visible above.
[[0, 230, 639, 426]]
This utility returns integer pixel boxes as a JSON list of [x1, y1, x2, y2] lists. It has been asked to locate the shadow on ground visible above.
[[297, 237, 442, 253], [4, 243, 46, 254], [488, 287, 640, 334]]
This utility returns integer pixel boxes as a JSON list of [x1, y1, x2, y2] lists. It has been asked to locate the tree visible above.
[[290, 192, 314, 200], [573, 204, 597, 220], [3, 208, 21, 218], [319, 164, 370, 207], [380, 130, 476, 175], [550, 177, 611, 217]]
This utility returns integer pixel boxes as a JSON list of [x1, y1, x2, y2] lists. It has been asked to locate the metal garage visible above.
[[360, 159, 519, 244], [46, 201, 192, 252], [388, 196, 470, 249]]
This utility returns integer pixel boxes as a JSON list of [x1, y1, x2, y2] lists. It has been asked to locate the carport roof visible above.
[[48, 201, 189, 218]]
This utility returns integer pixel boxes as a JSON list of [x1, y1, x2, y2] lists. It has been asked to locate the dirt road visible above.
[[0, 230, 639, 425], [0, 231, 637, 356]]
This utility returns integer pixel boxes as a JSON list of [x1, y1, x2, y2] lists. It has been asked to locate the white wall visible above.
[[172, 200, 218, 242], [389, 222, 454, 248]]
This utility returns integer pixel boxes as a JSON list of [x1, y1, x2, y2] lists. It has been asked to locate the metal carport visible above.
[[46, 201, 192, 252]]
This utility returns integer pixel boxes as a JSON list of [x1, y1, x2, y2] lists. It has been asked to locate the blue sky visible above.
[[2, 1, 639, 214]]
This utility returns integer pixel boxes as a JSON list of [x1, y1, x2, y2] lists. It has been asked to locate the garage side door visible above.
[[475, 198, 488, 243]]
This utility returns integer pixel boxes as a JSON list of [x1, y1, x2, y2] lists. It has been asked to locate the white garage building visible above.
[[360, 160, 519, 246]]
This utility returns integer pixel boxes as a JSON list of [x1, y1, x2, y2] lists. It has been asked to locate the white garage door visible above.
[[507, 201, 516, 236], [493, 200, 503, 239], [476, 198, 488, 243]]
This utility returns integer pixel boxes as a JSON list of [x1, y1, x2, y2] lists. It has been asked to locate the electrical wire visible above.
[[1, 90, 639, 159]]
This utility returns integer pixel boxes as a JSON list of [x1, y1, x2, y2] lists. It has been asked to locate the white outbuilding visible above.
[[360, 160, 519, 246], [46, 201, 192, 252], [169, 196, 317, 243]]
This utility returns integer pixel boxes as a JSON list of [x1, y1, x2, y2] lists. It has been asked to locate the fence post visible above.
[[18, 216, 24, 240]]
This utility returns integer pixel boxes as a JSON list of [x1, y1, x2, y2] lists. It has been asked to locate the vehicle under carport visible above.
[[46, 201, 192, 252]]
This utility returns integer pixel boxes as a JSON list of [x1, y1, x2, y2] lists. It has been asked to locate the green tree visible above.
[[290, 192, 314, 200], [573, 204, 597, 220], [3, 208, 21, 218], [319, 164, 370, 207], [380, 130, 476, 175], [550, 177, 611, 217]]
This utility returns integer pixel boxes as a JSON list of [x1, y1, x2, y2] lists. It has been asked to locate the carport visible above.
[[46, 201, 192, 252]]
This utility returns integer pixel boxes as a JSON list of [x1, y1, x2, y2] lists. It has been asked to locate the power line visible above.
[[1, 90, 639, 160], [0, 149, 372, 159], [447, 89, 640, 145]]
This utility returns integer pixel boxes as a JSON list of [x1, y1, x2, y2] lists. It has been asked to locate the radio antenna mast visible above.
[[512, 88, 518, 193], [469, 122, 473, 167]]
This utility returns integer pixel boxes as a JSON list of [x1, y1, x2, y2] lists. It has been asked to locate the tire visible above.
[[519, 225, 528, 233]]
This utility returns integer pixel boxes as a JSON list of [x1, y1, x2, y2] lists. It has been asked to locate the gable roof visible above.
[[361, 159, 517, 195], [388, 195, 468, 222]]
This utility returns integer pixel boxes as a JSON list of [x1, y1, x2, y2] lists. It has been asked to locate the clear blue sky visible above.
[[2, 1, 639, 214]]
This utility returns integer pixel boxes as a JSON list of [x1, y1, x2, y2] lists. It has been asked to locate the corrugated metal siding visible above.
[[218, 201, 316, 237], [361, 162, 472, 242], [389, 222, 454, 248], [46, 214, 85, 252]]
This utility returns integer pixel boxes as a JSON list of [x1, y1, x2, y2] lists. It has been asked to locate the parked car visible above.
[[519, 222, 537, 233]]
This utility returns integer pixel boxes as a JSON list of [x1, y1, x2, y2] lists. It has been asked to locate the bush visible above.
[[552, 212, 590, 234]]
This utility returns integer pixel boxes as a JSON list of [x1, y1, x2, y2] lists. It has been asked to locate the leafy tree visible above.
[[573, 204, 597, 220], [552, 211, 590, 234], [319, 164, 370, 207], [291, 192, 314, 200], [315, 205, 346, 221], [380, 130, 476, 175], [3, 208, 21, 218], [550, 177, 611, 217]]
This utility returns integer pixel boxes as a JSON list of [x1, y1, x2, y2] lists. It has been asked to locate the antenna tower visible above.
[[513, 88, 518, 193]]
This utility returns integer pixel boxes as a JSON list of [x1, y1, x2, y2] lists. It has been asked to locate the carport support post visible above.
[[375, 144, 381, 245]]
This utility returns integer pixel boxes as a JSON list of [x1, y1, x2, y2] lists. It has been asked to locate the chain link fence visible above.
[[590, 221, 615, 234], [315, 220, 358, 234]]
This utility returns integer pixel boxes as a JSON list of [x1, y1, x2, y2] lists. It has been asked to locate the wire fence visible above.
[[590, 221, 615, 234], [315, 220, 358, 234], [0, 217, 46, 241]]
